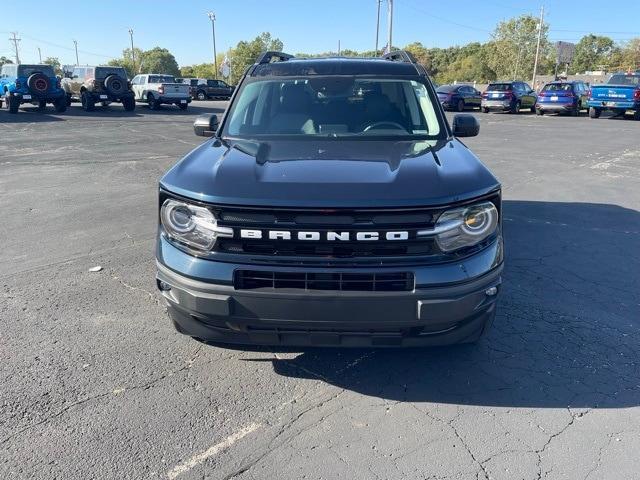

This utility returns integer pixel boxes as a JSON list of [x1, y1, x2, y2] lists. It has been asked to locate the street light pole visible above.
[[207, 12, 218, 79], [387, 0, 393, 53], [532, 5, 545, 86], [73, 39, 79, 65], [128, 29, 135, 73], [375, 0, 381, 55], [38, 47, 42, 63]]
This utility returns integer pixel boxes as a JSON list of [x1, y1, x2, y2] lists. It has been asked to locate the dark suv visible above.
[[156, 51, 503, 347], [482, 81, 537, 113]]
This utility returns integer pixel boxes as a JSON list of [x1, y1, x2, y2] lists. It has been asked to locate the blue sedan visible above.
[[436, 84, 482, 112]]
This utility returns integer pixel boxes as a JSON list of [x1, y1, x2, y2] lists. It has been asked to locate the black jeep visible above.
[[156, 51, 503, 347]]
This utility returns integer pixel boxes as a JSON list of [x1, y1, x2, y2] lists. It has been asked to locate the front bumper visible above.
[[156, 235, 504, 347]]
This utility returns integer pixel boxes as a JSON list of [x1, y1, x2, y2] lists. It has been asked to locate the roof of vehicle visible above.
[[248, 51, 427, 78], [436, 84, 461, 91]]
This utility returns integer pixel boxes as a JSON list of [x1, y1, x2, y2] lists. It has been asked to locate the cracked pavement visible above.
[[1, 103, 639, 479]]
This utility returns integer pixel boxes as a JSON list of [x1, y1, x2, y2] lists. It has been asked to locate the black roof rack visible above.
[[382, 50, 417, 64], [256, 51, 294, 65]]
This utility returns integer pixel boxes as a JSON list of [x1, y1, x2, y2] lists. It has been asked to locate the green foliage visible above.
[[108, 47, 179, 77], [227, 32, 284, 85], [43, 57, 62, 75], [108, 47, 143, 78], [486, 14, 550, 80], [609, 38, 640, 71], [0, 56, 13, 67], [571, 35, 616, 73]]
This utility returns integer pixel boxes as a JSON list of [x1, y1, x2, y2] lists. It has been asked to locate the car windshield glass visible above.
[[18, 65, 55, 77], [95, 67, 126, 78], [224, 77, 442, 138], [436, 85, 457, 93], [487, 83, 512, 91], [608, 74, 640, 86], [542, 83, 573, 92], [149, 75, 175, 83]]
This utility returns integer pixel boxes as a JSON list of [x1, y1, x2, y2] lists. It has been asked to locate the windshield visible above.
[[542, 83, 573, 92], [223, 77, 442, 138], [608, 74, 640, 86], [149, 75, 176, 83], [95, 67, 127, 78], [18, 65, 55, 77], [487, 83, 512, 91]]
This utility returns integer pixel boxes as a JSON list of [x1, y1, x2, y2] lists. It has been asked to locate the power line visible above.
[[396, 0, 492, 34]]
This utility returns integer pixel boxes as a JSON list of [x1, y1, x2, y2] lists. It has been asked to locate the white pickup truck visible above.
[[131, 74, 191, 110]]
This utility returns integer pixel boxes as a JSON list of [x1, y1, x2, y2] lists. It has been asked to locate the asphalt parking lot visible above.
[[1, 101, 639, 480]]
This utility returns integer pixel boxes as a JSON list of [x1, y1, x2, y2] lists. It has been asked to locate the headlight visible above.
[[160, 199, 233, 250], [428, 201, 499, 252]]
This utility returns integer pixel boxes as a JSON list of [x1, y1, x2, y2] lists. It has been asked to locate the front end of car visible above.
[[155, 189, 503, 347]]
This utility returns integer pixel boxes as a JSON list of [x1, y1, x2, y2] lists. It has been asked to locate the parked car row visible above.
[[0, 63, 234, 114], [175, 77, 234, 100], [437, 73, 640, 120]]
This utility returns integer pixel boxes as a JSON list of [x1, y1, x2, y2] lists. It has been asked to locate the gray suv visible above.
[[482, 81, 537, 114]]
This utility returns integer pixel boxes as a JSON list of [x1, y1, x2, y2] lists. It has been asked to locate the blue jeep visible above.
[[0, 63, 67, 113]]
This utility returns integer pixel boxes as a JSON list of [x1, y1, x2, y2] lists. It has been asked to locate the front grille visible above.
[[235, 270, 414, 292], [213, 205, 440, 259]]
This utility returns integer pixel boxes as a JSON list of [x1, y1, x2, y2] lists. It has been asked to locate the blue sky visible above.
[[3, 0, 639, 67]]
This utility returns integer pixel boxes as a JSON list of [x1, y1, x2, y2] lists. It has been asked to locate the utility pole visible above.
[[338, 40, 341, 56], [38, 47, 42, 63], [532, 5, 545, 86], [375, 0, 381, 55], [128, 29, 135, 73], [387, 0, 394, 53], [207, 12, 218, 79], [73, 39, 79, 65], [9, 32, 21, 64]]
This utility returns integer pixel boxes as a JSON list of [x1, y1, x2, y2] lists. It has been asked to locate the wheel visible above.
[[122, 97, 135, 111], [530, 104, 536, 113], [535, 108, 543, 116], [66, 94, 72, 106], [147, 94, 159, 110], [178, 102, 188, 110], [7, 94, 19, 114], [633, 110, 640, 121], [196, 90, 207, 101], [589, 107, 601, 119], [53, 97, 67, 113], [571, 102, 579, 117], [482, 107, 489, 113], [37, 99, 47, 111], [81, 91, 95, 111], [510, 100, 521, 114], [456, 99, 465, 112]]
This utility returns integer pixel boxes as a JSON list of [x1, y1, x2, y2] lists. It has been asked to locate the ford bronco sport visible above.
[[62, 66, 135, 111], [156, 51, 503, 347], [0, 64, 67, 113]]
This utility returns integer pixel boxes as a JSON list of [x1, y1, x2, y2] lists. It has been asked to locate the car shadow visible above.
[[248, 200, 640, 409]]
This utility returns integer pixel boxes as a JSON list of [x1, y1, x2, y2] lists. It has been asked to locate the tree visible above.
[[43, 57, 62, 75], [227, 32, 284, 85], [0, 56, 13, 67], [108, 47, 143, 77], [571, 35, 615, 74], [487, 14, 550, 80], [610, 38, 640, 71], [139, 47, 180, 76]]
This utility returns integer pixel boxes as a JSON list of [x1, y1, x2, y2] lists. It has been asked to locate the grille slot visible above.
[[235, 270, 414, 292]]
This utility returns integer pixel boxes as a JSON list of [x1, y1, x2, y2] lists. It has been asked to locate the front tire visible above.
[[456, 99, 465, 112], [81, 91, 95, 112], [633, 110, 640, 121], [196, 90, 207, 101], [511, 100, 521, 114], [589, 107, 601, 119], [482, 107, 489, 113], [178, 102, 188, 110], [536, 108, 544, 116], [37, 99, 47, 111]]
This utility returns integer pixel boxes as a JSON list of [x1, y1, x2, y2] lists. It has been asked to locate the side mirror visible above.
[[194, 114, 219, 137], [452, 114, 479, 138]]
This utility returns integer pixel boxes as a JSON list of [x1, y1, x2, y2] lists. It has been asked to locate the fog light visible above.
[[157, 280, 172, 292], [485, 287, 498, 296]]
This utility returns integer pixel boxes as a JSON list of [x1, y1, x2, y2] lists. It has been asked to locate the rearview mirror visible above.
[[452, 114, 479, 138], [194, 114, 219, 137]]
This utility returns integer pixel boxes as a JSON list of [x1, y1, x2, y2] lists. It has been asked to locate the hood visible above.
[[160, 138, 500, 208]]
